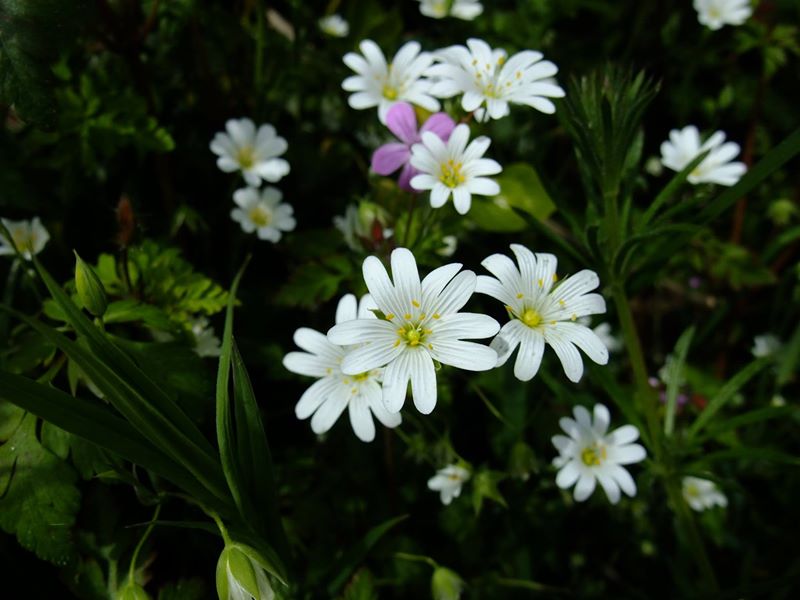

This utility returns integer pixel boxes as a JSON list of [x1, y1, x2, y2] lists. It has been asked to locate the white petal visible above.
[[327, 318, 396, 346], [283, 351, 333, 377], [555, 461, 581, 489], [608, 464, 637, 497], [430, 313, 500, 340], [390, 248, 422, 307], [430, 340, 498, 371], [409, 350, 437, 414], [607, 424, 640, 445], [336, 294, 358, 324], [596, 472, 621, 504], [348, 395, 376, 442], [310, 392, 349, 434], [295, 377, 339, 419], [490, 320, 524, 367], [608, 443, 647, 465], [382, 352, 412, 412], [573, 473, 597, 502], [341, 341, 403, 375], [513, 330, 545, 381], [593, 404, 611, 436], [545, 333, 585, 382]]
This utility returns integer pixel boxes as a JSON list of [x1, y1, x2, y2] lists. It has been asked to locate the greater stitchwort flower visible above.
[[417, 0, 483, 20], [682, 476, 728, 511], [372, 102, 455, 192], [552, 404, 646, 504], [427, 464, 470, 505], [283, 294, 401, 442], [409, 123, 501, 215], [694, 0, 752, 30], [342, 40, 439, 123], [319, 14, 349, 37], [752, 333, 781, 358], [0, 217, 50, 260], [428, 38, 565, 121], [210, 118, 290, 186], [476, 244, 608, 382], [327, 248, 499, 414], [659, 125, 746, 186], [231, 187, 296, 242]]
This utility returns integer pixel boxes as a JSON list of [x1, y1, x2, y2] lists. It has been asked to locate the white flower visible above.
[[476, 244, 608, 382], [283, 294, 401, 442], [682, 476, 728, 511], [409, 124, 501, 215], [191, 318, 222, 358], [231, 187, 296, 243], [428, 38, 565, 122], [342, 40, 440, 124], [659, 125, 746, 186], [437, 235, 458, 257], [694, 0, 752, 30], [552, 404, 646, 504], [752, 333, 781, 358], [210, 118, 290, 186], [592, 323, 622, 353], [319, 14, 349, 37], [427, 464, 470, 505], [0, 217, 50, 260], [417, 0, 483, 20], [328, 248, 499, 414]]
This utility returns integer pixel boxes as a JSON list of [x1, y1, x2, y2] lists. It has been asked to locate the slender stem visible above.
[[402, 193, 418, 247], [394, 552, 438, 569], [128, 503, 162, 582], [253, 0, 266, 96]]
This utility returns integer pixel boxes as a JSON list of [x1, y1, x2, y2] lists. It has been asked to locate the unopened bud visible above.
[[216, 543, 276, 600], [432, 567, 464, 600], [74, 251, 108, 317]]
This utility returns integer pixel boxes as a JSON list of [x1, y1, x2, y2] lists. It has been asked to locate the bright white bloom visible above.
[[427, 464, 470, 505], [694, 0, 752, 30], [283, 294, 401, 442], [328, 248, 499, 414], [231, 187, 296, 243], [428, 38, 565, 122], [410, 123, 501, 215], [210, 118, 290, 186], [660, 125, 746, 186], [476, 244, 608, 382], [0, 217, 49, 260], [191, 318, 221, 358], [552, 404, 646, 504], [682, 476, 728, 511], [752, 333, 781, 358], [417, 0, 483, 20], [319, 14, 349, 37], [342, 40, 439, 124]]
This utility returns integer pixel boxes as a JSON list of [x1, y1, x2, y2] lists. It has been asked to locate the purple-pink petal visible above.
[[371, 143, 410, 175], [397, 162, 418, 192], [385, 102, 419, 144], [420, 112, 456, 142]]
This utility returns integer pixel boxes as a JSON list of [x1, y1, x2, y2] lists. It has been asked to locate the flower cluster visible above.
[[210, 118, 296, 242]]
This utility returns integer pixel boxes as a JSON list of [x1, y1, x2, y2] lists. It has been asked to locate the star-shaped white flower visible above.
[[417, 0, 483, 20], [751, 333, 781, 358], [660, 125, 747, 186], [231, 187, 296, 243], [319, 14, 349, 37], [428, 38, 565, 122], [0, 217, 50, 260], [210, 118, 290, 186], [328, 248, 499, 414], [427, 464, 470, 505], [682, 476, 728, 511], [409, 123, 501, 215], [552, 404, 646, 504], [476, 244, 608, 382], [342, 40, 440, 124], [694, 0, 752, 30], [283, 294, 401, 442]]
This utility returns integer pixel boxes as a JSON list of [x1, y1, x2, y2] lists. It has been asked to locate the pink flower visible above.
[[371, 102, 455, 192]]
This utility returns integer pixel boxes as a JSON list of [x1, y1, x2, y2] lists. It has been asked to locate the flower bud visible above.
[[74, 251, 108, 317], [116, 582, 152, 600], [216, 543, 276, 600], [431, 567, 464, 600]]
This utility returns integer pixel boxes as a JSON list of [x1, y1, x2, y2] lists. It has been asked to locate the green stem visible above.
[[253, 0, 266, 94], [394, 552, 438, 569], [402, 193, 418, 247], [128, 503, 162, 582]]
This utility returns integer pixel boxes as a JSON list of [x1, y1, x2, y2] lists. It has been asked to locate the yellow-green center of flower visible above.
[[248, 205, 272, 227], [581, 444, 607, 467], [10, 231, 31, 251], [440, 160, 466, 188], [685, 483, 700, 497], [396, 322, 432, 348], [520, 308, 542, 328], [237, 146, 256, 169], [352, 372, 371, 382], [382, 84, 399, 100]]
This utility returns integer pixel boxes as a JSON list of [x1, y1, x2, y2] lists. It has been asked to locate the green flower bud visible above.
[[216, 543, 276, 600], [768, 198, 798, 226], [431, 567, 464, 600], [116, 582, 152, 600], [74, 251, 108, 317]]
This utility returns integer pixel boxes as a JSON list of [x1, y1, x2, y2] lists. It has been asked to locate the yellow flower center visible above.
[[396, 322, 432, 348], [11, 231, 32, 251], [440, 160, 465, 188], [248, 205, 272, 227], [581, 444, 607, 467], [685, 484, 700, 497], [237, 146, 256, 169], [520, 308, 542, 328], [352, 372, 371, 382], [382, 84, 399, 100]]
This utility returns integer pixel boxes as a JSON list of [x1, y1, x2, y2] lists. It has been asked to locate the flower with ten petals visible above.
[[409, 123, 501, 215], [552, 404, 646, 504], [319, 14, 349, 37], [343, 40, 440, 124], [659, 125, 746, 186], [0, 217, 50, 260], [231, 187, 296, 243], [694, 0, 752, 30], [283, 294, 401, 442], [476, 244, 608, 382], [372, 102, 456, 192], [427, 464, 470, 505], [428, 38, 565, 121], [682, 476, 728, 511], [417, 0, 483, 20], [327, 248, 499, 414], [210, 118, 290, 186]]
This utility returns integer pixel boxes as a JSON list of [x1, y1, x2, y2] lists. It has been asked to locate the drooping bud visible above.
[[216, 543, 276, 600], [116, 582, 152, 600], [431, 566, 465, 600], [74, 251, 108, 317]]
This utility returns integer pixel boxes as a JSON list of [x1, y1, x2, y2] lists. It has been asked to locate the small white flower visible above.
[[409, 123, 501, 215], [428, 38, 565, 122], [476, 244, 608, 382], [231, 187, 296, 243], [283, 294, 401, 442], [191, 318, 222, 358], [342, 40, 440, 124], [427, 464, 470, 505], [682, 476, 728, 511], [0, 217, 50, 260], [552, 404, 646, 504], [328, 248, 499, 414], [417, 0, 483, 20], [319, 14, 349, 37], [752, 333, 781, 358], [210, 118, 290, 186], [437, 235, 458, 257], [591, 322, 622, 353], [660, 125, 747, 186], [694, 0, 752, 30]]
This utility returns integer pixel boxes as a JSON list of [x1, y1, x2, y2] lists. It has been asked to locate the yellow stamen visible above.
[[520, 308, 542, 328], [439, 161, 466, 188]]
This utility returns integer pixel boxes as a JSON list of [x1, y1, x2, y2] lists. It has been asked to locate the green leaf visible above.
[[639, 150, 711, 228], [0, 413, 80, 565], [0, 398, 24, 440], [493, 163, 557, 221], [468, 195, 528, 232], [275, 255, 353, 309], [664, 326, 695, 436]]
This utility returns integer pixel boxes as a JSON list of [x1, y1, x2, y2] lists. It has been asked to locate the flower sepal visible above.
[[216, 542, 282, 600]]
